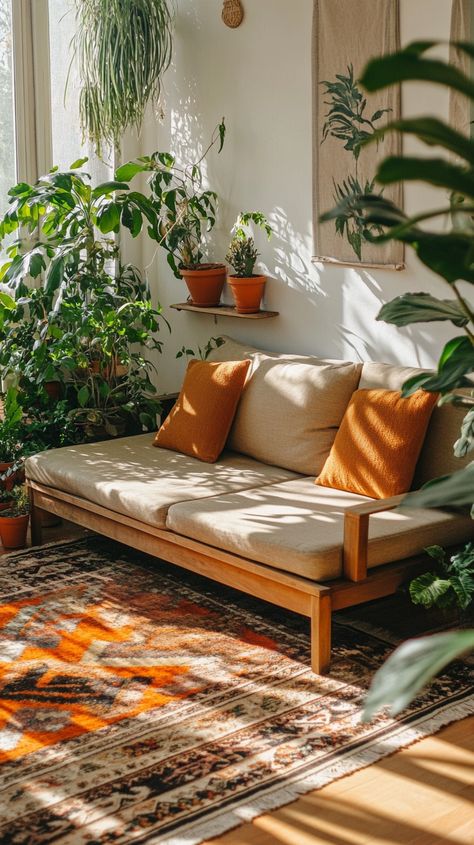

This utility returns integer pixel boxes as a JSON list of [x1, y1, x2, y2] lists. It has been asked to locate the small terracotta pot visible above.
[[180, 264, 226, 307], [0, 513, 29, 549], [228, 274, 266, 314]]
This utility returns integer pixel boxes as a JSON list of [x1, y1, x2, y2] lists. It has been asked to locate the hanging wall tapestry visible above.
[[313, 0, 404, 269], [450, 0, 473, 135]]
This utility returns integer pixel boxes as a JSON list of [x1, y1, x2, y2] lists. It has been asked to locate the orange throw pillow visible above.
[[316, 388, 438, 498], [154, 359, 250, 463]]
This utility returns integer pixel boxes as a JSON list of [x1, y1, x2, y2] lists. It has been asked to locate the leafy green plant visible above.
[[320, 64, 391, 258], [176, 336, 225, 361], [0, 161, 168, 442], [73, 0, 173, 153], [322, 42, 474, 515], [363, 629, 474, 719], [1, 484, 30, 517], [116, 120, 226, 278], [410, 543, 474, 612], [226, 212, 272, 277], [321, 42, 474, 717], [0, 388, 26, 464]]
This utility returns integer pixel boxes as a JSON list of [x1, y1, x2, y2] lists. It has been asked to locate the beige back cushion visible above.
[[209, 337, 362, 475], [360, 362, 471, 486]]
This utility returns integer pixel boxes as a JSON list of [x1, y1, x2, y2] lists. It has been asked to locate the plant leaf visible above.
[[377, 293, 469, 328], [402, 464, 474, 510], [363, 630, 474, 720]]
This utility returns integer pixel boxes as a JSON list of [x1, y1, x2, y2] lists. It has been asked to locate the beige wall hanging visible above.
[[313, 0, 404, 270], [222, 1, 244, 28]]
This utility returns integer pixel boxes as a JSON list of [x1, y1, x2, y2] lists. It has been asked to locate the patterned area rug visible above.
[[0, 538, 472, 845]]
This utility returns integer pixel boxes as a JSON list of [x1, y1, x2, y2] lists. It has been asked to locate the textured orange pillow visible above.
[[154, 359, 250, 463], [316, 388, 438, 498]]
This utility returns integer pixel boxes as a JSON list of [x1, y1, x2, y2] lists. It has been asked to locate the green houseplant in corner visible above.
[[0, 161, 168, 442], [226, 212, 273, 313], [322, 41, 474, 717], [116, 120, 227, 307]]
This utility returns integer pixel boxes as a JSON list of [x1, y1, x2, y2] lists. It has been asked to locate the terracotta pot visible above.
[[0, 513, 29, 549], [228, 274, 266, 314], [180, 264, 226, 307]]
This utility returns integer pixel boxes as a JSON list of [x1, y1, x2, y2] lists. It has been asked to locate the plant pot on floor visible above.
[[0, 513, 29, 549], [228, 274, 266, 314], [180, 264, 226, 307]]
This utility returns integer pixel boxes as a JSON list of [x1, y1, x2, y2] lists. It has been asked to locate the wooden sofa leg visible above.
[[311, 593, 332, 674], [28, 487, 43, 547]]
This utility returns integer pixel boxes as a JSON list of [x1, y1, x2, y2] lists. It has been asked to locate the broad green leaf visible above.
[[377, 156, 474, 198], [92, 181, 129, 198], [409, 572, 452, 609], [96, 202, 120, 234], [361, 47, 474, 101], [70, 157, 88, 169], [402, 464, 474, 510], [363, 117, 474, 165], [115, 162, 147, 182], [363, 630, 474, 720], [454, 408, 474, 458], [77, 385, 90, 408], [377, 293, 469, 328], [0, 292, 16, 310]]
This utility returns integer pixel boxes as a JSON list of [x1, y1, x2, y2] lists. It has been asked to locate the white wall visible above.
[[132, 0, 459, 393]]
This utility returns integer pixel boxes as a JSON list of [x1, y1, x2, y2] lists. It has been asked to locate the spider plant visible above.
[[73, 0, 174, 154]]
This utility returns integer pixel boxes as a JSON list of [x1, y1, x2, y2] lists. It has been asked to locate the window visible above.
[[0, 0, 16, 215], [48, 0, 112, 180]]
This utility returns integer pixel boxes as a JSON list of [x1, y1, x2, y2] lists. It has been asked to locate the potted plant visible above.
[[0, 484, 30, 549], [116, 120, 227, 307], [0, 162, 169, 443], [0, 388, 27, 489], [225, 212, 273, 313], [409, 543, 474, 623]]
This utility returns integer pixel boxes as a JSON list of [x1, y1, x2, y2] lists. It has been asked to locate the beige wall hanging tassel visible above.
[[222, 0, 244, 28]]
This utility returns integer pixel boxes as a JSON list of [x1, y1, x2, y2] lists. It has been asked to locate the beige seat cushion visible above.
[[166, 478, 473, 582], [360, 362, 472, 485], [25, 435, 299, 529], [210, 337, 362, 475]]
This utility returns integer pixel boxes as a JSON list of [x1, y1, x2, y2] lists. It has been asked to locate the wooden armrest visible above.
[[343, 494, 406, 582]]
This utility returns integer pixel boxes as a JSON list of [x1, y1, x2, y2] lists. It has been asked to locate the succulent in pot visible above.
[[116, 119, 227, 307], [226, 212, 273, 313], [0, 484, 30, 549]]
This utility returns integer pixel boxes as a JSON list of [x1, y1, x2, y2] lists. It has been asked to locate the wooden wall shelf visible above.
[[170, 302, 279, 320]]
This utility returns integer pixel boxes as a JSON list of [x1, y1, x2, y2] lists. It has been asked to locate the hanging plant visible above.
[[74, 0, 174, 153]]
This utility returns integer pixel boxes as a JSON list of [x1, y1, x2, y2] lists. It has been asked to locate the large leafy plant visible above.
[[116, 120, 226, 278], [322, 42, 474, 515], [410, 543, 474, 612], [321, 41, 474, 717], [74, 0, 173, 153], [0, 161, 167, 440]]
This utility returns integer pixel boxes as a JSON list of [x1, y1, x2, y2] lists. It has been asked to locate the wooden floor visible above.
[[4, 523, 473, 845]]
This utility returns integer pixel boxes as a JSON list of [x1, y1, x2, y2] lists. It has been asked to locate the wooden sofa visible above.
[[26, 336, 473, 673]]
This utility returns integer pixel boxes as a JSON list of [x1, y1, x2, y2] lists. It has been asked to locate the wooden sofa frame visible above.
[[27, 479, 427, 673]]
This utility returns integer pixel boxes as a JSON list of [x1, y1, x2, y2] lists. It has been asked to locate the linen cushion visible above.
[[360, 361, 473, 485], [25, 434, 299, 529], [166, 478, 474, 581], [210, 339, 362, 475], [317, 388, 438, 498], [155, 359, 250, 463]]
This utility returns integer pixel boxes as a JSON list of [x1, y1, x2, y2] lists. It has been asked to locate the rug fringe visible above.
[[160, 696, 474, 845]]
